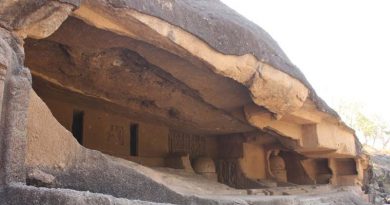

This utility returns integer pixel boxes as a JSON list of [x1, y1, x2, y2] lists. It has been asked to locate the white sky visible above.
[[221, 0, 390, 124]]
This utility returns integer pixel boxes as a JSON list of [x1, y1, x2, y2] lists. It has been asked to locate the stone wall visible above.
[[34, 82, 170, 167]]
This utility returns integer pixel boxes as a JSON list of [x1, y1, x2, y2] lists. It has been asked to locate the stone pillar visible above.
[[0, 0, 75, 190], [0, 30, 31, 186], [193, 157, 217, 181]]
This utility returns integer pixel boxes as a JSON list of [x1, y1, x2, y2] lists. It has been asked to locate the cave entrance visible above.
[[23, 14, 286, 191], [130, 124, 139, 157], [71, 110, 84, 144], [276, 151, 333, 185], [23, 16, 252, 173]]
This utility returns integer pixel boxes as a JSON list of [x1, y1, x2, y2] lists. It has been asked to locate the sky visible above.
[[221, 0, 390, 124]]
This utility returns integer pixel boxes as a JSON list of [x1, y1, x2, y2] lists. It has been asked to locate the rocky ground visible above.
[[364, 146, 390, 204]]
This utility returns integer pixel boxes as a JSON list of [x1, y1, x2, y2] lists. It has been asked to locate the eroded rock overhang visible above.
[[0, 0, 372, 204], [2, 0, 360, 158], [56, 0, 357, 159]]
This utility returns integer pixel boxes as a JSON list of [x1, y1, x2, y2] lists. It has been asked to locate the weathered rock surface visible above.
[[0, 183, 170, 205], [0, 0, 371, 204], [23, 91, 371, 205], [0, 183, 371, 205], [366, 153, 390, 204], [26, 169, 56, 188]]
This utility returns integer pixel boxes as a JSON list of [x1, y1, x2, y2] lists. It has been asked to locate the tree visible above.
[[380, 128, 390, 149], [355, 111, 378, 146], [334, 99, 389, 150]]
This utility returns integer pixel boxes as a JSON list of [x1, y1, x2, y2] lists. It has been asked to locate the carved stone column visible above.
[[0, 30, 31, 186], [0, 0, 76, 187]]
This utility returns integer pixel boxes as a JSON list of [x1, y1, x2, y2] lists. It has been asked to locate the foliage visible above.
[[335, 100, 390, 149]]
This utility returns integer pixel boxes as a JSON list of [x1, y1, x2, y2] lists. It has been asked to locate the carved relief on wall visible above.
[[106, 125, 125, 146], [216, 160, 239, 187], [216, 160, 261, 189], [168, 130, 206, 157]]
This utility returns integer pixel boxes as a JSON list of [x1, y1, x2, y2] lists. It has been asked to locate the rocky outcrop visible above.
[[366, 154, 390, 204], [1, 184, 170, 205], [0, 0, 371, 204]]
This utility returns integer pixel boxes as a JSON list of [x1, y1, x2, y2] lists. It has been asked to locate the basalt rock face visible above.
[[97, 0, 335, 116], [365, 154, 390, 204], [0, 0, 371, 205]]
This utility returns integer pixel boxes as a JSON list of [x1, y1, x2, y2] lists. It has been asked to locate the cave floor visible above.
[[151, 167, 357, 197]]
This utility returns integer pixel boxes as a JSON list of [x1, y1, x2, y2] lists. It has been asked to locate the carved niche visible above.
[[168, 130, 206, 158]]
